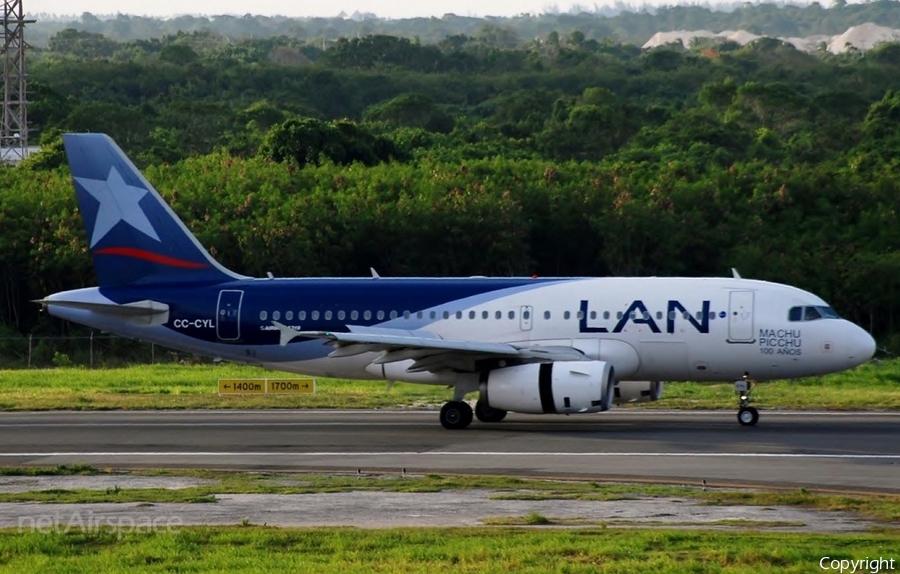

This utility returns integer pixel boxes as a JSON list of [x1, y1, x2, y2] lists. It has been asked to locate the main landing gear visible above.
[[439, 401, 473, 430], [439, 399, 508, 429], [735, 374, 759, 426], [475, 399, 507, 423], [439, 383, 508, 429]]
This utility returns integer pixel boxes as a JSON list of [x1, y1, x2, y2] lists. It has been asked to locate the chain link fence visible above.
[[0, 334, 197, 369]]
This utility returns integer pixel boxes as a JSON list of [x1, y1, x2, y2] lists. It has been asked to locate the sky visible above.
[[25, 0, 679, 19]]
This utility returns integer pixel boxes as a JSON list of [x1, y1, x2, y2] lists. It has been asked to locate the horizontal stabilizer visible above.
[[38, 296, 169, 326]]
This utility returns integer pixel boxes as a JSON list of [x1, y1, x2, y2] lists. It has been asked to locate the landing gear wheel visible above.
[[738, 406, 759, 426], [734, 376, 759, 427], [474, 399, 507, 423], [440, 401, 473, 430]]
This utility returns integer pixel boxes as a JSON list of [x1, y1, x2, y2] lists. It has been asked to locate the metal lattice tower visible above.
[[1, 0, 32, 163]]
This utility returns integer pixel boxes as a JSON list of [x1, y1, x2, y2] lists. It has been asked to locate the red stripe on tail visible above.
[[95, 247, 210, 269]]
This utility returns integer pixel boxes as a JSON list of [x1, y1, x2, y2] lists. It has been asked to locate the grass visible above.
[[647, 359, 900, 411], [0, 464, 97, 477], [1, 469, 898, 523], [0, 527, 897, 573], [0, 363, 449, 410], [0, 358, 898, 410]]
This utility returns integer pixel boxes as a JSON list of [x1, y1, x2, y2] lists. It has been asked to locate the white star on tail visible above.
[[75, 166, 161, 247]]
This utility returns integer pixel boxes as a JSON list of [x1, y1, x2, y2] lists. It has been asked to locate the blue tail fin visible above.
[[63, 133, 243, 287]]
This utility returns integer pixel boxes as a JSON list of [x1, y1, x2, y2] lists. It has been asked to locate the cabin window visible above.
[[603, 311, 610, 320], [285, 311, 293, 321], [430, 311, 436, 319], [617, 312, 623, 319], [364, 310, 372, 320], [417, 311, 423, 319], [495, 311, 502, 320], [259, 311, 268, 321], [311, 311, 319, 320], [376, 310, 385, 320], [682, 312, 690, 320], [577, 310, 584, 320], [564, 311, 571, 320], [298, 311, 306, 321], [404, 310, 411, 319], [668, 311, 676, 320], [272, 311, 280, 321], [708, 311, 715, 320], [656, 311, 662, 320], [483, 310, 489, 319], [456, 311, 463, 319], [390, 311, 398, 319], [508, 310, 515, 320], [443, 311, 450, 319], [544, 310, 551, 320], [338, 311, 346, 320], [523, 310, 530, 320], [351, 310, 359, 320], [590, 311, 597, 320], [324, 311, 332, 320], [696, 311, 703, 321], [469, 310, 476, 319]]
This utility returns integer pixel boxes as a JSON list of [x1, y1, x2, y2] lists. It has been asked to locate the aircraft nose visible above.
[[846, 324, 876, 368]]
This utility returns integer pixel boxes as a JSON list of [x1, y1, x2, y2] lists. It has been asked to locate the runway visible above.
[[0, 410, 897, 492]]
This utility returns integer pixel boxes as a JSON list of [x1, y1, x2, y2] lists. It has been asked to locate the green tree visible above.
[[363, 93, 454, 133]]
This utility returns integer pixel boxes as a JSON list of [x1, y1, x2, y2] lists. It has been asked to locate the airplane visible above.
[[40, 133, 877, 429]]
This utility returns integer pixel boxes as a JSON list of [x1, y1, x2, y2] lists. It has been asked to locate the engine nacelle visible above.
[[482, 361, 615, 415], [614, 380, 664, 404]]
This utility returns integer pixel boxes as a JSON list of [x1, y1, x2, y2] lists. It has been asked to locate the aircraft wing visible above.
[[275, 323, 586, 373]]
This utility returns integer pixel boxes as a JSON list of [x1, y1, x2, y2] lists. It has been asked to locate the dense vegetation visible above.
[[25, 0, 900, 48], [5, 2, 900, 351]]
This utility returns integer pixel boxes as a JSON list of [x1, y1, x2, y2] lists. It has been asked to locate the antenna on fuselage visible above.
[[370, 267, 381, 279], [731, 268, 742, 279]]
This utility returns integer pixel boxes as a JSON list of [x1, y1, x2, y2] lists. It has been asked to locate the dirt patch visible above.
[[0, 475, 217, 492], [0, 491, 875, 532]]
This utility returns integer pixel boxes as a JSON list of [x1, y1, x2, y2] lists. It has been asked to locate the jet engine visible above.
[[614, 380, 664, 404], [481, 361, 615, 414]]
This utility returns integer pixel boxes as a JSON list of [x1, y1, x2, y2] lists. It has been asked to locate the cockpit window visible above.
[[788, 305, 841, 322], [819, 306, 841, 319]]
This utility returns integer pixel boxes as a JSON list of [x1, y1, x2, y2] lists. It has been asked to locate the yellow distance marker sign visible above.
[[218, 379, 266, 395], [267, 378, 315, 394], [218, 378, 315, 395]]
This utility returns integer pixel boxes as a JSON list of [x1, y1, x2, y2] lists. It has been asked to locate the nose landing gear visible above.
[[735, 374, 759, 426]]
